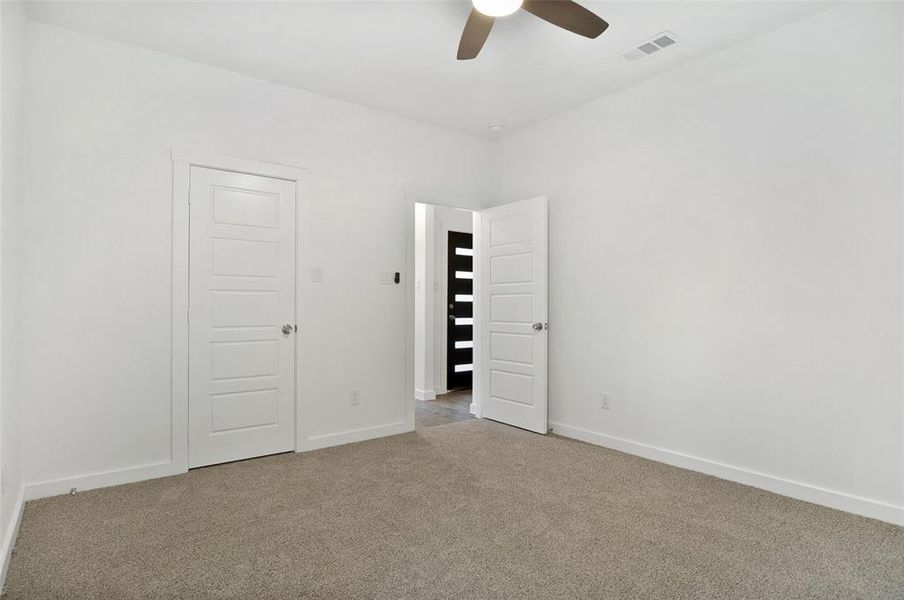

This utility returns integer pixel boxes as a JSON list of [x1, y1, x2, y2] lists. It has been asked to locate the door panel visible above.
[[188, 166, 297, 468], [447, 231, 474, 389], [479, 197, 548, 434]]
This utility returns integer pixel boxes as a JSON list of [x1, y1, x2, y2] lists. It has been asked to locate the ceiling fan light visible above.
[[472, 0, 523, 18]]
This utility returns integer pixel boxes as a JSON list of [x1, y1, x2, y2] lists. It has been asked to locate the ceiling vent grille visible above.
[[623, 31, 679, 61]]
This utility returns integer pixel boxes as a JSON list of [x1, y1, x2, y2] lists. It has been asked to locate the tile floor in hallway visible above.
[[415, 389, 474, 429]]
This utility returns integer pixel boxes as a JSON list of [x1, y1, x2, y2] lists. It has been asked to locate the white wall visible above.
[[0, 0, 26, 576], [19, 23, 492, 490], [494, 2, 904, 518]]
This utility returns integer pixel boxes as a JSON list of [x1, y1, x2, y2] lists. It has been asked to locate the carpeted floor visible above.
[[5, 420, 904, 599]]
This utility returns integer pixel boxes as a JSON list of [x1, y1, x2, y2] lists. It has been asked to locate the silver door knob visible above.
[[282, 324, 294, 335], [532, 322, 543, 331]]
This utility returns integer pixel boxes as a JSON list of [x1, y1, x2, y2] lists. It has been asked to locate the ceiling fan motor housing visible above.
[[458, 0, 610, 60]]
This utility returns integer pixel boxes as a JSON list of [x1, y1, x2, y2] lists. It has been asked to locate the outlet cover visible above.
[[350, 390, 361, 406]]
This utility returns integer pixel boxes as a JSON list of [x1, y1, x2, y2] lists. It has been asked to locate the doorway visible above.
[[406, 193, 549, 436], [412, 202, 478, 429]]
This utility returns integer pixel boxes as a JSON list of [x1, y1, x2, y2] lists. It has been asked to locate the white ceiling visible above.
[[26, 1, 833, 138]]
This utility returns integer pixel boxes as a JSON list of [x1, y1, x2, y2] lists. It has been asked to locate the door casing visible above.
[[172, 148, 307, 474]]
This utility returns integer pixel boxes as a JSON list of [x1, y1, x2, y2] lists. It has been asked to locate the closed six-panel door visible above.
[[188, 166, 297, 468], [479, 197, 548, 434]]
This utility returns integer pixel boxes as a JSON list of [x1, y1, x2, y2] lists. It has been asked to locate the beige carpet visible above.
[[5, 420, 903, 599]]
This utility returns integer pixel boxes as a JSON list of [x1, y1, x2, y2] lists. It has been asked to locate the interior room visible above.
[[0, 0, 902, 598]]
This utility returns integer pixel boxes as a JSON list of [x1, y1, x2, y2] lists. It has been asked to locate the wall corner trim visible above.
[[0, 485, 26, 589], [549, 422, 904, 527]]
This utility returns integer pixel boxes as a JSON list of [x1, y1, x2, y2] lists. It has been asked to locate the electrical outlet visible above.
[[312, 267, 324, 283], [350, 390, 361, 407], [600, 392, 612, 410]]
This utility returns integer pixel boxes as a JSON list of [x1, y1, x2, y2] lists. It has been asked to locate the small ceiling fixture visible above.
[[473, 0, 523, 18], [488, 124, 505, 133], [458, 0, 609, 60]]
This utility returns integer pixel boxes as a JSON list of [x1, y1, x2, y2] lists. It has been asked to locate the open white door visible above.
[[479, 197, 548, 434]]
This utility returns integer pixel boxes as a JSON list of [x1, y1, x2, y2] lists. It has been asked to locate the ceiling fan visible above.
[[458, 0, 609, 60]]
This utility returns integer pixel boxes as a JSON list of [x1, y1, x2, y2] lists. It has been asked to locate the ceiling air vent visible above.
[[623, 31, 679, 61]]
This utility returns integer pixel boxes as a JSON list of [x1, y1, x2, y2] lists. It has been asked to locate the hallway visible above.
[[415, 390, 474, 429]]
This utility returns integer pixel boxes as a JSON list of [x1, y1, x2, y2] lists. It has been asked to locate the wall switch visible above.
[[350, 390, 361, 407], [600, 392, 612, 410], [379, 271, 395, 285], [312, 267, 324, 283]]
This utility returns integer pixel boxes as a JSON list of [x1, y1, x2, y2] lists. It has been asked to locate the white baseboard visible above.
[[0, 485, 25, 589], [24, 461, 177, 501], [549, 422, 904, 527], [469, 402, 479, 416], [433, 387, 448, 396], [415, 389, 436, 401], [24, 421, 418, 500], [304, 421, 411, 452]]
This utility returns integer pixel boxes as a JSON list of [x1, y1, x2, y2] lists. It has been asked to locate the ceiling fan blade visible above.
[[522, 0, 609, 39], [457, 9, 495, 60]]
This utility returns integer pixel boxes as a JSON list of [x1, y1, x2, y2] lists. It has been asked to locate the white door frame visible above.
[[171, 148, 307, 473], [404, 185, 484, 429]]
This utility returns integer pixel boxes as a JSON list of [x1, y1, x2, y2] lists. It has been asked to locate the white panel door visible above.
[[188, 166, 296, 468], [479, 197, 548, 434]]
